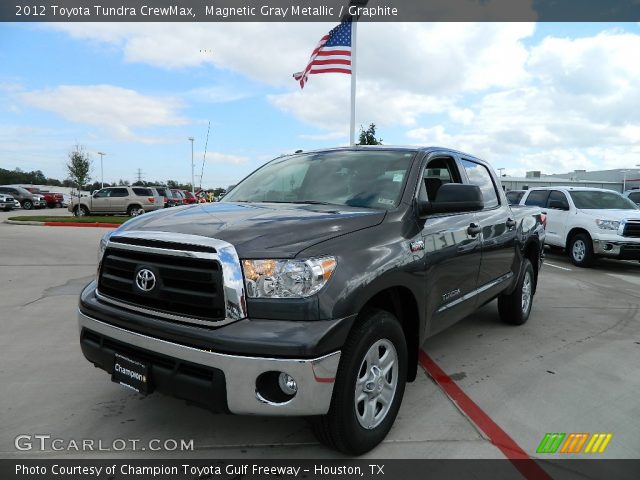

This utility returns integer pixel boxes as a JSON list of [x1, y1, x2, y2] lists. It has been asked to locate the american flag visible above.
[[293, 20, 352, 89]]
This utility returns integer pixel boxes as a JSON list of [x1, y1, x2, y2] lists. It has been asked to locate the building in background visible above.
[[498, 168, 640, 193]]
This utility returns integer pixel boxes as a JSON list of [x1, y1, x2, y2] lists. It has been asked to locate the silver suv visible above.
[[68, 186, 163, 217]]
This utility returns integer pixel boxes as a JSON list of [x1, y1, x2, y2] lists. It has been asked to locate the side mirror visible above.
[[548, 200, 569, 211], [420, 183, 484, 217]]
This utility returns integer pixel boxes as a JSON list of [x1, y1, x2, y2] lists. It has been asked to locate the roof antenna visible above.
[[199, 121, 210, 191]]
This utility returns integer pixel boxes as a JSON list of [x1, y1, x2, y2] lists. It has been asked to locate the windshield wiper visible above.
[[256, 200, 335, 205]]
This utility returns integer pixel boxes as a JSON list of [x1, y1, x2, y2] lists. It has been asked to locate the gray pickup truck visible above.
[[78, 146, 545, 454]]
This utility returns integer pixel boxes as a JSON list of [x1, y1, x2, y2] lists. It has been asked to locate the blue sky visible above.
[[1, 22, 640, 188]]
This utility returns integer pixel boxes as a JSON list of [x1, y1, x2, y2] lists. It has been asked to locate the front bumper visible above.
[[592, 238, 640, 260], [78, 311, 340, 416]]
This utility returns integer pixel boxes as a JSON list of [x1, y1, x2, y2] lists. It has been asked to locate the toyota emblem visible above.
[[135, 268, 156, 292]]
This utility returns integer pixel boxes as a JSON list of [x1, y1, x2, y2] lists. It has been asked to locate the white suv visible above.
[[520, 187, 640, 267]]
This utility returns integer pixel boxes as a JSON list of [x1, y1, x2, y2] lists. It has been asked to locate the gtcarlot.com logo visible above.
[[15, 434, 194, 452], [537, 432, 613, 454]]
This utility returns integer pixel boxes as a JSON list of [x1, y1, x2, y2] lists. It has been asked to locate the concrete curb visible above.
[[4, 219, 120, 228]]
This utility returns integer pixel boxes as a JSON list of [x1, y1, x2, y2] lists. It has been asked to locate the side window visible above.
[[111, 188, 129, 197], [547, 190, 570, 210], [524, 190, 550, 207], [460, 159, 499, 208], [133, 188, 151, 196], [422, 156, 460, 201], [94, 189, 109, 198], [628, 192, 640, 203]]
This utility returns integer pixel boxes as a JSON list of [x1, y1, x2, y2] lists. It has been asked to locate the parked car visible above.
[[0, 193, 15, 211], [68, 186, 163, 217], [151, 186, 179, 208], [23, 187, 64, 208], [520, 186, 640, 266], [505, 189, 526, 205], [182, 190, 197, 204], [171, 189, 186, 205], [623, 189, 640, 206], [0, 186, 46, 210], [79, 146, 545, 455]]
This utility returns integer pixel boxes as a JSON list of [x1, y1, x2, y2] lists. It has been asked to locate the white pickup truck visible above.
[[519, 186, 640, 267]]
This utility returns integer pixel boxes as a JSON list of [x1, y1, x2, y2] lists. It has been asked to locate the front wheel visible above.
[[22, 200, 33, 210], [498, 259, 535, 325], [74, 205, 89, 217], [311, 309, 407, 455], [568, 232, 594, 267]]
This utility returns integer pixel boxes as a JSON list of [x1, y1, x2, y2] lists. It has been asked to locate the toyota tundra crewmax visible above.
[[78, 147, 546, 454]]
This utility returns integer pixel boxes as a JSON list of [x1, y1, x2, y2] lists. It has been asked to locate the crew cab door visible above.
[[459, 158, 517, 306], [419, 154, 482, 334], [543, 190, 571, 246]]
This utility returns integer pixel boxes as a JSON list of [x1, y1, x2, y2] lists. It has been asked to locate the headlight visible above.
[[242, 257, 337, 298], [98, 231, 112, 264], [595, 219, 620, 230]]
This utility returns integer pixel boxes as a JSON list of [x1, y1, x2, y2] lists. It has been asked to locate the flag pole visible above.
[[349, 18, 357, 146]]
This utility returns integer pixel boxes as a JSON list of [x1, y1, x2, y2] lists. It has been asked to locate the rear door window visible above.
[[110, 188, 129, 197], [524, 190, 550, 207], [460, 159, 500, 208]]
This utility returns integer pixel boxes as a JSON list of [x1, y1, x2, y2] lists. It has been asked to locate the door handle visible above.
[[467, 223, 482, 236], [506, 218, 517, 229]]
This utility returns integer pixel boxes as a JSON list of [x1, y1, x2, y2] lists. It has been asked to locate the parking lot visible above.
[[1, 212, 639, 460]]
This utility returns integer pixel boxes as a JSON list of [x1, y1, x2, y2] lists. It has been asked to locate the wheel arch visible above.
[[351, 285, 421, 382]]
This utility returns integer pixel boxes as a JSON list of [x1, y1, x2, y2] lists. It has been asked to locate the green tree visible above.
[[66, 145, 92, 197], [357, 123, 383, 145]]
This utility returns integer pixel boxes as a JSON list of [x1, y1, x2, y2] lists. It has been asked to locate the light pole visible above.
[[188, 137, 195, 194], [97, 152, 106, 188], [621, 169, 629, 193], [497, 167, 505, 177]]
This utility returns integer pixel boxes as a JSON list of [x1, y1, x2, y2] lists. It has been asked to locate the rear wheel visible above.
[[310, 309, 407, 455], [127, 205, 145, 217], [568, 232, 594, 267], [498, 259, 534, 325], [22, 200, 33, 210], [74, 205, 89, 217]]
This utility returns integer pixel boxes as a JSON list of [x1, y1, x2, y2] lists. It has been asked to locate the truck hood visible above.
[[116, 202, 386, 258], [579, 209, 640, 221]]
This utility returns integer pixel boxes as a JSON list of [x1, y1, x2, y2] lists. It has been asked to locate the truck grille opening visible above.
[[622, 220, 640, 238], [98, 247, 225, 322]]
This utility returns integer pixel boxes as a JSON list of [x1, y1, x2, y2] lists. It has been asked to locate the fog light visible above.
[[604, 243, 613, 251], [278, 373, 298, 395]]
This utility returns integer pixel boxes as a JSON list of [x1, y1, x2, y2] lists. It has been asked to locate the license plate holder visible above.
[[111, 352, 151, 395]]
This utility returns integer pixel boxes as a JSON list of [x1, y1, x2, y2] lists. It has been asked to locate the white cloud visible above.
[[205, 151, 249, 165], [20, 85, 187, 142]]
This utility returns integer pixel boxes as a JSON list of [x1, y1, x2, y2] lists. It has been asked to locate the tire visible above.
[[310, 309, 407, 455], [22, 200, 33, 210], [498, 259, 535, 325], [127, 205, 145, 217], [3, 207, 11, 212], [568, 232, 594, 267], [74, 205, 89, 217]]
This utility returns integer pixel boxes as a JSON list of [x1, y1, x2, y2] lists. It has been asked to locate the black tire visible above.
[[310, 309, 407, 455], [22, 200, 33, 210], [3, 207, 11, 212], [127, 205, 145, 217], [498, 259, 535, 326], [74, 205, 89, 217], [568, 232, 594, 267]]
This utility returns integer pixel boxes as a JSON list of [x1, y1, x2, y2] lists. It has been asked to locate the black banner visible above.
[[2, 460, 640, 480], [2, 0, 640, 22]]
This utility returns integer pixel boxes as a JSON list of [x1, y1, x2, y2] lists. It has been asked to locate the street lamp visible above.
[[97, 152, 106, 188], [188, 137, 195, 194], [497, 167, 505, 177], [621, 169, 629, 192]]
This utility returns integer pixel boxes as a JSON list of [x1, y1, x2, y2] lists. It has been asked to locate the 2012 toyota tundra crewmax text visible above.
[[78, 147, 546, 454]]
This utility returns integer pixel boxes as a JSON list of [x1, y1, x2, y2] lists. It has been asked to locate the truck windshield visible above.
[[222, 150, 416, 209], [569, 191, 638, 210]]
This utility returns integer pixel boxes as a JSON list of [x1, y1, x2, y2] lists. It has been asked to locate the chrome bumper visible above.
[[592, 239, 640, 257], [78, 311, 340, 416]]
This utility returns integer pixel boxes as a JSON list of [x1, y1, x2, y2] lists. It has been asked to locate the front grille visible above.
[[98, 247, 225, 321], [622, 220, 640, 238]]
